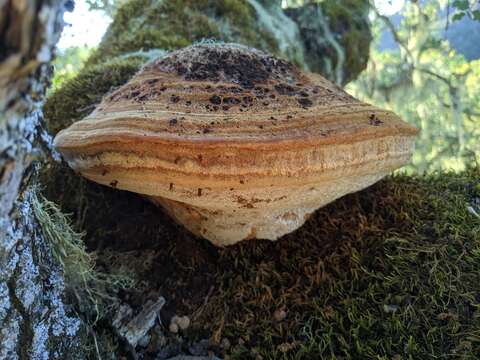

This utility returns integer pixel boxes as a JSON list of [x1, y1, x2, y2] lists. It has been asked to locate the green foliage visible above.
[[50, 46, 92, 93], [348, 1, 480, 172], [85, 0, 125, 16], [451, 0, 480, 22]]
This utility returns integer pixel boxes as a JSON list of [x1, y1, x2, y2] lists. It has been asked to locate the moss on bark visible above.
[[44, 56, 143, 134], [285, 0, 371, 85], [86, 0, 283, 67]]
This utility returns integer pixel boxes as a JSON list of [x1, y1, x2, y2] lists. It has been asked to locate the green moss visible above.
[[87, 0, 281, 67], [322, 0, 372, 83], [44, 56, 143, 135], [285, 0, 371, 84], [203, 169, 479, 359], [42, 160, 480, 358], [45, 0, 296, 134]]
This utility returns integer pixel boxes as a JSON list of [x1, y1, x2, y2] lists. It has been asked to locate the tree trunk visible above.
[[0, 0, 83, 358]]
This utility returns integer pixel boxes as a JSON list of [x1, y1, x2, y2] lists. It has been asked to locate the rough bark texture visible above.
[[0, 0, 83, 358]]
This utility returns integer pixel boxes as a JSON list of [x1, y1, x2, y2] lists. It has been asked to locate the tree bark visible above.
[[0, 0, 83, 358]]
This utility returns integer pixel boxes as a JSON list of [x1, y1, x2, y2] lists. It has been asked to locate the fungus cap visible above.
[[54, 43, 418, 246]]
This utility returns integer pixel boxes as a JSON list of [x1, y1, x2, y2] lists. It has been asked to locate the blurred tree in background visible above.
[[51, 46, 92, 92], [347, 0, 480, 173], [53, 0, 480, 173]]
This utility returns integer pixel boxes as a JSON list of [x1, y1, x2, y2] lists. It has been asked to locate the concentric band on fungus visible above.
[[53, 43, 418, 246]]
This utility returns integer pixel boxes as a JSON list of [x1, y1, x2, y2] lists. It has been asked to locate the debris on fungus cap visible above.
[[54, 43, 418, 246]]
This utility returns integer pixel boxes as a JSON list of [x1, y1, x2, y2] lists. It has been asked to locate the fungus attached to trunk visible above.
[[54, 43, 418, 246]]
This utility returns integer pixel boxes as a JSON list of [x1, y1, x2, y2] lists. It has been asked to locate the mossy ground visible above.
[[43, 163, 480, 358]]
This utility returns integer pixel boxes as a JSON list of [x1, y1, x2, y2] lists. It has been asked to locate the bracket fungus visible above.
[[54, 43, 418, 246]]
